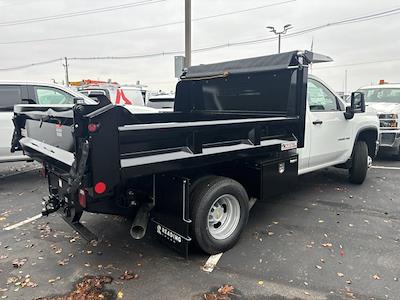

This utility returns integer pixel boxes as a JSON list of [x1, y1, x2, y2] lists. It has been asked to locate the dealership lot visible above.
[[0, 157, 399, 300]]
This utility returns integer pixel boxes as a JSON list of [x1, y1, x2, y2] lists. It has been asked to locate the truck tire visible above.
[[349, 141, 368, 184], [190, 176, 249, 254]]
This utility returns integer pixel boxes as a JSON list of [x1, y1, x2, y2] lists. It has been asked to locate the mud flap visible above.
[[150, 174, 192, 258]]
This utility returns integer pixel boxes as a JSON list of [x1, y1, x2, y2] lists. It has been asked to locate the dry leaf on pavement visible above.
[[12, 258, 27, 268], [118, 270, 138, 281]]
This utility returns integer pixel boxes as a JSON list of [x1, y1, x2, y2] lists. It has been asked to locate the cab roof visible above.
[[359, 83, 400, 90]]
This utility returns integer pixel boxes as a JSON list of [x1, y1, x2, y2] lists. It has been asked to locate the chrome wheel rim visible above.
[[207, 194, 240, 240], [367, 155, 373, 168]]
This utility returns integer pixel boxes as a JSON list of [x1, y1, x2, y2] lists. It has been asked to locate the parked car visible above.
[[12, 51, 379, 256], [0, 81, 96, 163], [355, 83, 400, 159], [147, 94, 175, 110]]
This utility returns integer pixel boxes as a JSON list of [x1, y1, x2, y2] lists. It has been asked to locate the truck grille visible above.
[[379, 114, 398, 129]]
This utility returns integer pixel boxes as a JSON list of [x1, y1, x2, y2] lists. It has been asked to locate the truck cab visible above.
[[299, 75, 379, 182], [355, 83, 400, 159]]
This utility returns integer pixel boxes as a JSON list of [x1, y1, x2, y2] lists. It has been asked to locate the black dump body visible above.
[[12, 50, 328, 255]]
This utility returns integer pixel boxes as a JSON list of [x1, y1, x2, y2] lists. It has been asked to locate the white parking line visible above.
[[371, 165, 400, 170], [3, 214, 42, 231], [202, 252, 223, 273]]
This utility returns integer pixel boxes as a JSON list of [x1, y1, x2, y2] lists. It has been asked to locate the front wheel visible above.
[[349, 141, 369, 184], [190, 176, 249, 254]]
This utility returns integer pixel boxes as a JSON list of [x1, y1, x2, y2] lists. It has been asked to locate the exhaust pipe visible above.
[[130, 203, 153, 240]]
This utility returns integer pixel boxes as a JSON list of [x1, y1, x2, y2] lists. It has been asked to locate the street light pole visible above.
[[266, 24, 293, 53], [278, 33, 281, 54], [184, 0, 191, 68], [63, 57, 69, 87]]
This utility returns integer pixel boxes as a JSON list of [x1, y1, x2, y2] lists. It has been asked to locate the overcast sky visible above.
[[0, 0, 399, 93]]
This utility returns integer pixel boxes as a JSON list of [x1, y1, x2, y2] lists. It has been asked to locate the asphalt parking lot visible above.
[[0, 156, 399, 300]]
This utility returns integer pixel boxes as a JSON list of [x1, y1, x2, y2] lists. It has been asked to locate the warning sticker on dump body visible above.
[[281, 141, 297, 151]]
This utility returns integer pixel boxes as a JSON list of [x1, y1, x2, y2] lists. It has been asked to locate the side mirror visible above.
[[351, 92, 365, 113], [345, 92, 365, 120]]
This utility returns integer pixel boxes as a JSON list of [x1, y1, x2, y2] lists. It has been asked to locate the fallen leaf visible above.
[[217, 285, 234, 295], [12, 258, 27, 268], [118, 270, 138, 281]]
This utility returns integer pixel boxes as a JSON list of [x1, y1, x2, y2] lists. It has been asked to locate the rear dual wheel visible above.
[[190, 176, 249, 254]]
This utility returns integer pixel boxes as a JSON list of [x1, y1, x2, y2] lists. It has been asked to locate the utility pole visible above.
[[266, 24, 293, 53], [63, 57, 69, 87], [184, 0, 191, 68]]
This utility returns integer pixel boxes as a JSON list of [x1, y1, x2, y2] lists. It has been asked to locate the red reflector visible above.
[[94, 182, 106, 194], [78, 189, 86, 208], [88, 123, 98, 133]]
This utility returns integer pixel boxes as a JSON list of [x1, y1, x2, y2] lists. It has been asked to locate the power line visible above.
[[2, 6, 400, 71], [313, 57, 400, 70], [0, 58, 61, 71], [0, 0, 165, 27], [0, 0, 296, 45]]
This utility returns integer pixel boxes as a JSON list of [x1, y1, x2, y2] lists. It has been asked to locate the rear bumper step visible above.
[[59, 211, 97, 242], [42, 195, 97, 242]]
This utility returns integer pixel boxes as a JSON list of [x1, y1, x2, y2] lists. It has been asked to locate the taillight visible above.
[[94, 182, 106, 194], [78, 189, 86, 208], [88, 123, 98, 133]]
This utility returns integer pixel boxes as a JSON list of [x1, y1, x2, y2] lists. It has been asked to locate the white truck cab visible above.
[[355, 83, 400, 159], [298, 75, 379, 183]]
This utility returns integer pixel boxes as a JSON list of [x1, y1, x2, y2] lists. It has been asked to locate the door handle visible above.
[[312, 120, 323, 125]]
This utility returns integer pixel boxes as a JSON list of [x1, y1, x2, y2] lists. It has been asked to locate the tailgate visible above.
[[13, 104, 80, 170]]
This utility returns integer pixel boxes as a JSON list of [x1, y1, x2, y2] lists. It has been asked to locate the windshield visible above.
[[358, 88, 400, 103]]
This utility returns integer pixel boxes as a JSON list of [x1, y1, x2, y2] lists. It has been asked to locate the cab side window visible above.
[[0, 85, 22, 111], [307, 80, 339, 112], [34, 86, 75, 105]]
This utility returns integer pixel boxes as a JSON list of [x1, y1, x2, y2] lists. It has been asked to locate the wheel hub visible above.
[[207, 194, 241, 240]]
